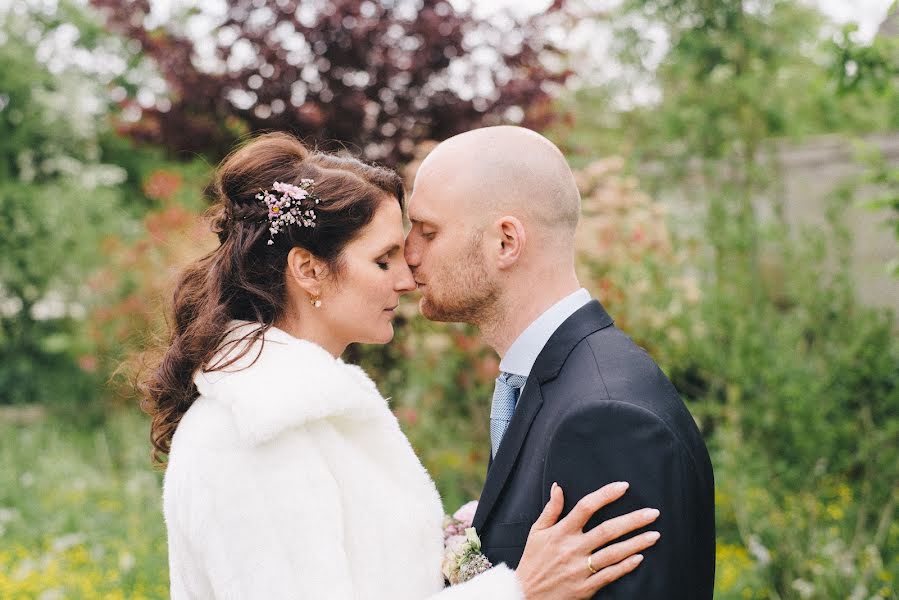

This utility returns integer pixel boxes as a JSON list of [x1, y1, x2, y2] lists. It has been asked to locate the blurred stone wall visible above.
[[777, 132, 898, 314], [655, 131, 899, 315]]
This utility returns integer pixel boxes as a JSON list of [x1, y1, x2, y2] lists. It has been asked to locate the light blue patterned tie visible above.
[[490, 372, 527, 458]]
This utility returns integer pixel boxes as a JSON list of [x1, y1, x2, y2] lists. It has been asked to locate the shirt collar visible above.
[[498, 288, 592, 378]]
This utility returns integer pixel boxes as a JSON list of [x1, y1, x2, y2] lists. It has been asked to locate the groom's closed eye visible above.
[[410, 217, 437, 234], [416, 224, 437, 240]]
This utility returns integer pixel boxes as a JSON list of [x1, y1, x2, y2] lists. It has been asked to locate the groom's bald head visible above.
[[413, 126, 581, 244], [405, 126, 582, 328]]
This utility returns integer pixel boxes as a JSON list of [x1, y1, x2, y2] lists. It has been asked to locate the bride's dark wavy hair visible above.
[[140, 132, 404, 466]]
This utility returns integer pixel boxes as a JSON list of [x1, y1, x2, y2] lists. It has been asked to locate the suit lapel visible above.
[[473, 382, 544, 532], [473, 300, 615, 533]]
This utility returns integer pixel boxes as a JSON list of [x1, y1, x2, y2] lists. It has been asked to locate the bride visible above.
[[142, 133, 661, 599]]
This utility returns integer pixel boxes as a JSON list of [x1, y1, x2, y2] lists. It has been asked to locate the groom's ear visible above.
[[286, 246, 327, 296], [490, 216, 526, 269]]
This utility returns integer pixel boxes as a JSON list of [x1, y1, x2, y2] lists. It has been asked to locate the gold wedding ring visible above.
[[587, 555, 598, 575]]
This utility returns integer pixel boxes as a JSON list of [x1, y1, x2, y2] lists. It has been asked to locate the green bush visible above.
[[670, 198, 899, 597], [0, 6, 211, 412], [0, 12, 130, 408]]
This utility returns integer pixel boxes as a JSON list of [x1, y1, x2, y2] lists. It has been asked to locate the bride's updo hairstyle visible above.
[[141, 132, 404, 465]]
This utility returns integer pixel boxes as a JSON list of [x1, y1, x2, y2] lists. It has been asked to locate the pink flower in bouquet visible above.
[[442, 528, 492, 585], [441, 534, 466, 581], [442, 501, 492, 585], [445, 534, 468, 555], [452, 501, 478, 527]]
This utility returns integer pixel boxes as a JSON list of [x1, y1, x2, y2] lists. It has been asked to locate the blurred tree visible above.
[[832, 5, 899, 103], [89, 0, 570, 165], [0, 7, 129, 405], [555, 1, 899, 220], [555, 0, 899, 349], [0, 3, 208, 410], [831, 11, 899, 273], [546, 5, 899, 595]]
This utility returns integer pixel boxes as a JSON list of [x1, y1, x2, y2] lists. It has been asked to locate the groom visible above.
[[405, 126, 715, 598]]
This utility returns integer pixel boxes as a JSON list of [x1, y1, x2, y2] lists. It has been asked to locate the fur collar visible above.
[[193, 320, 389, 446]]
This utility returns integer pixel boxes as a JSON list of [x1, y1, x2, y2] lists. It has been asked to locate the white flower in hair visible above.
[[256, 179, 322, 245]]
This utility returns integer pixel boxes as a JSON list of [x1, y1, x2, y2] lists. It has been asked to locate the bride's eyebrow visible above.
[[375, 243, 401, 256]]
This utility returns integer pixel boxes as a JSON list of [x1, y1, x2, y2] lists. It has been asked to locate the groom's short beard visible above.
[[419, 232, 500, 325]]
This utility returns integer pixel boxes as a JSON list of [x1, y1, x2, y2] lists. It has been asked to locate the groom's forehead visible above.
[[407, 197, 440, 225], [409, 177, 470, 222]]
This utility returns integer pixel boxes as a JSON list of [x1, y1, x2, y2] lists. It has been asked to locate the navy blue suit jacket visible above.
[[473, 300, 715, 598]]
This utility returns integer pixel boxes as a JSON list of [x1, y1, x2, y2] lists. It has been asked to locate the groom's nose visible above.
[[404, 234, 421, 269]]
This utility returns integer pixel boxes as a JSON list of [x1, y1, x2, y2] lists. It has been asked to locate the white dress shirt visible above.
[[499, 288, 592, 394]]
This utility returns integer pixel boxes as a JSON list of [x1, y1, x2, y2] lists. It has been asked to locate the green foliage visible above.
[[0, 9, 130, 407], [623, 0, 822, 151], [0, 5, 211, 408], [0, 410, 168, 597], [826, 37, 899, 134], [840, 137, 899, 278], [829, 11, 899, 276], [680, 207, 899, 597], [552, 2, 899, 595], [2, 1, 897, 598]]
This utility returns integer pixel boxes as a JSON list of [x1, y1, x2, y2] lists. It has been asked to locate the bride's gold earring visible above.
[[310, 296, 322, 308]]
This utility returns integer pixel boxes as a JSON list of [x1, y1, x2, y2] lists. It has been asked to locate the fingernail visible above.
[[551, 482, 558, 493], [643, 508, 660, 519], [646, 531, 661, 541], [631, 554, 644, 564], [613, 481, 629, 492]]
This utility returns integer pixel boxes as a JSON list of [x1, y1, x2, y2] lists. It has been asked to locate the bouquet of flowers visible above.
[[442, 501, 493, 585]]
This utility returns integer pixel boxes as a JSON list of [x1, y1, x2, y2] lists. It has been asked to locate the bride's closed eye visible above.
[[377, 255, 391, 270]]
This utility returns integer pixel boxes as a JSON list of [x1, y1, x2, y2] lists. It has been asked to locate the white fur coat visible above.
[[163, 321, 523, 600]]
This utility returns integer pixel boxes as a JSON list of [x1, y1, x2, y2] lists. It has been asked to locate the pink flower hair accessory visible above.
[[255, 178, 322, 245]]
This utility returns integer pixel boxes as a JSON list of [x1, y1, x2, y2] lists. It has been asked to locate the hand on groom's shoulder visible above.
[[543, 391, 716, 599]]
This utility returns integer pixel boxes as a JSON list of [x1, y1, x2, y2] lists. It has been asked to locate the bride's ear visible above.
[[286, 246, 327, 298]]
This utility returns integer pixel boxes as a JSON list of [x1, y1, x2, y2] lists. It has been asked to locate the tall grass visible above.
[[0, 411, 167, 599]]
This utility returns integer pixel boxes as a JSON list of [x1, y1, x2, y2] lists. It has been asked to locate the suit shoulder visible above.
[[547, 330, 711, 474], [585, 326, 674, 386], [548, 396, 714, 493], [551, 326, 678, 408], [553, 394, 678, 442]]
